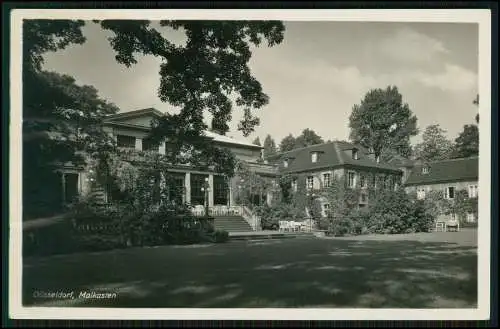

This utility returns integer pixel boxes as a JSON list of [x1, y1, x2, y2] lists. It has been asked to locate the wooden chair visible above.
[[446, 219, 460, 232], [435, 221, 446, 232]]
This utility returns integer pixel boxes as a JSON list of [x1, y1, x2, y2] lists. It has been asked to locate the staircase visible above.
[[89, 186, 107, 204], [214, 216, 253, 232]]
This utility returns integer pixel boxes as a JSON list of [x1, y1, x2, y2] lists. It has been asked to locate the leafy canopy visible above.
[[349, 86, 418, 161], [413, 124, 454, 161]]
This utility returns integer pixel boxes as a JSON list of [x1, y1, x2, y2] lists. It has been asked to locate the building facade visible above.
[[403, 157, 479, 223], [268, 141, 404, 216], [70, 108, 276, 216]]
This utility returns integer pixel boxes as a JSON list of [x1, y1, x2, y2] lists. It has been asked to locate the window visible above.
[[190, 174, 208, 205], [323, 173, 331, 188], [306, 176, 314, 190], [417, 188, 426, 200], [468, 185, 478, 198], [422, 166, 430, 174], [360, 193, 368, 203], [142, 138, 159, 152], [466, 213, 476, 223], [347, 171, 356, 188], [311, 152, 318, 163], [283, 159, 289, 168], [360, 175, 367, 189], [214, 175, 228, 205], [444, 186, 455, 199], [116, 135, 136, 149], [352, 149, 359, 160], [323, 203, 330, 216], [378, 175, 386, 190], [168, 173, 185, 205], [292, 178, 298, 192]]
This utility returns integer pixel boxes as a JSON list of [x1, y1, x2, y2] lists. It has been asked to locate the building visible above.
[[63, 108, 276, 225], [267, 141, 404, 216], [403, 156, 479, 223]]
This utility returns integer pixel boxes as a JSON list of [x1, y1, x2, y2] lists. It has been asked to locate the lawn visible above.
[[22, 229, 477, 308]]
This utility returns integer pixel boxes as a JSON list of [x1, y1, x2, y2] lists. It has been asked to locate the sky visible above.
[[41, 21, 479, 147]]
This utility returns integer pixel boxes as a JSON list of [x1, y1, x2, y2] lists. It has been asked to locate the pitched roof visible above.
[[387, 155, 417, 167], [404, 156, 478, 186], [268, 141, 402, 174], [104, 108, 261, 150]]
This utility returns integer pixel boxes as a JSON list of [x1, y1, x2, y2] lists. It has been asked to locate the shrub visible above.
[[213, 230, 230, 243], [329, 217, 353, 237]]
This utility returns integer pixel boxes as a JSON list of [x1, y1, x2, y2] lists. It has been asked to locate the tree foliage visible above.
[[252, 137, 261, 146], [348, 86, 418, 161], [413, 124, 454, 161], [263, 134, 278, 158], [294, 129, 324, 149], [23, 19, 285, 217], [453, 124, 479, 158], [279, 134, 296, 152]]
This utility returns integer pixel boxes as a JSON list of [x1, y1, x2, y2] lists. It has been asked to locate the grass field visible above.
[[22, 229, 478, 308]]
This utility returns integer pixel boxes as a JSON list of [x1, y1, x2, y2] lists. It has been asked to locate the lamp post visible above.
[[201, 177, 210, 218]]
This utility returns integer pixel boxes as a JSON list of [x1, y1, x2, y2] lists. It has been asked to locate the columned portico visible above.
[[208, 174, 214, 207], [184, 172, 191, 204]]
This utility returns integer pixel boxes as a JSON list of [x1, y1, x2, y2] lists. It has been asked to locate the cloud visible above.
[[413, 63, 478, 92], [377, 27, 449, 63]]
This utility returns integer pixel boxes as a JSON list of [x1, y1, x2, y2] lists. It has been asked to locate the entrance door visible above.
[[64, 173, 79, 204]]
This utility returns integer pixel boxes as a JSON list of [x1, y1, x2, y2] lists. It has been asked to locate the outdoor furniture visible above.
[[446, 219, 460, 232], [435, 221, 446, 232]]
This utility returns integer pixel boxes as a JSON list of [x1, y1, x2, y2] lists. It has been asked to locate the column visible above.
[[208, 174, 214, 207], [135, 137, 142, 151], [159, 142, 166, 155], [184, 172, 191, 204], [61, 172, 66, 204], [228, 186, 234, 207], [266, 191, 272, 205]]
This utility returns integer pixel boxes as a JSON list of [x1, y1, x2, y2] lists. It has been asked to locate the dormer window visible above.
[[352, 148, 359, 160], [422, 166, 430, 174], [311, 152, 319, 163]]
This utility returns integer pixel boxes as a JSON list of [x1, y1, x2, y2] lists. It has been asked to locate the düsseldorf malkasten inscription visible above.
[[33, 290, 118, 300]]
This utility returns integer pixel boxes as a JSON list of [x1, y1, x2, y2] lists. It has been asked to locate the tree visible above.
[[453, 124, 479, 158], [349, 86, 418, 161], [413, 124, 454, 161], [252, 137, 261, 146], [23, 20, 285, 216], [294, 129, 324, 148], [279, 134, 296, 152], [263, 134, 277, 158], [24, 19, 285, 163]]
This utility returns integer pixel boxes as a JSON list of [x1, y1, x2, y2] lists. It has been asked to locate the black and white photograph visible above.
[[8, 8, 492, 321]]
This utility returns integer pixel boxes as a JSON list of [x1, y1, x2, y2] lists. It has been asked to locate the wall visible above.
[[405, 180, 478, 196], [225, 145, 262, 162], [121, 115, 156, 127]]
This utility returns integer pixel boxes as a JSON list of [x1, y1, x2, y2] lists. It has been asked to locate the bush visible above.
[[329, 217, 353, 237], [213, 230, 230, 243]]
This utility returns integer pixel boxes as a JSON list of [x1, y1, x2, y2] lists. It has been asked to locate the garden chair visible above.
[[435, 221, 445, 232], [446, 219, 460, 232], [278, 221, 286, 232]]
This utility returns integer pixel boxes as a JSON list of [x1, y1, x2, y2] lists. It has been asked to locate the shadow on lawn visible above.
[[22, 237, 477, 308]]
